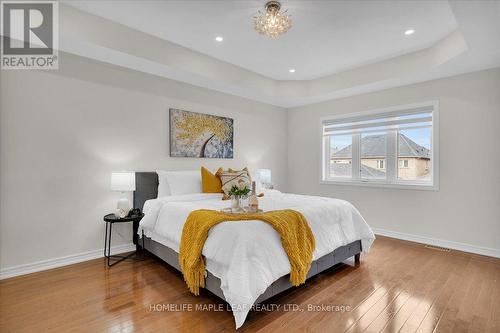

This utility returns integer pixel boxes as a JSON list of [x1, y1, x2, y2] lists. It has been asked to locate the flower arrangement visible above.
[[228, 185, 250, 197]]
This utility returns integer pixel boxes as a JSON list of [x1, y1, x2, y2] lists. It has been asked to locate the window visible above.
[[399, 159, 409, 168], [327, 134, 352, 178], [361, 132, 387, 180], [398, 128, 431, 181], [376, 159, 385, 169], [321, 102, 438, 189]]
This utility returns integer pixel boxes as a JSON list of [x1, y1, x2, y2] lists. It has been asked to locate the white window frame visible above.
[[320, 101, 439, 191]]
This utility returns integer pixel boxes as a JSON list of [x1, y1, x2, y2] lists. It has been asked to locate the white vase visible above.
[[231, 195, 242, 212]]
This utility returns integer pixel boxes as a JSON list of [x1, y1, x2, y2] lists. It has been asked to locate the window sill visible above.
[[320, 179, 438, 191]]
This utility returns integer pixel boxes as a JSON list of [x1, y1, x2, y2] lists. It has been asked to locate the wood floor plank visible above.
[[398, 254, 470, 333], [366, 248, 448, 333], [0, 236, 498, 333], [338, 244, 432, 333], [379, 250, 459, 333], [253, 235, 413, 332], [415, 256, 477, 333], [485, 262, 500, 333], [465, 260, 497, 333], [239, 239, 400, 333]]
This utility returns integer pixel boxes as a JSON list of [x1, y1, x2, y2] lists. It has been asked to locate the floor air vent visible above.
[[425, 244, 451, 252]]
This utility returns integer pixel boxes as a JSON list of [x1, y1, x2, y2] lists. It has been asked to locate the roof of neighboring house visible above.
[[330, 163, 386, 178], [332, 133, 430, 159]]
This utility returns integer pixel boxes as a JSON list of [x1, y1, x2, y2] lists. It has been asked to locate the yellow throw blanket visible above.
[[179, 209, 316, 295]]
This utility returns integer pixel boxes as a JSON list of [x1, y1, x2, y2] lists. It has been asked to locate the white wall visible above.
[[0, 54, 288, 270], [1, 55, 499, 274], [288, 68, 500, 253]]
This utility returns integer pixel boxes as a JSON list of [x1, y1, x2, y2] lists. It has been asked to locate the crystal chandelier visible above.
[[254, 1, 292, 38]]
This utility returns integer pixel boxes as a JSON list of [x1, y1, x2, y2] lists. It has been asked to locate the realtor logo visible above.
[[1, 0, 58, 69]]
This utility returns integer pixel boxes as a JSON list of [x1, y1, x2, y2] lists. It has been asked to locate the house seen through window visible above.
[[322, 103, 437, 189]]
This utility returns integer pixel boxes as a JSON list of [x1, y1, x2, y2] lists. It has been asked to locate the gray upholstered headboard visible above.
[[134, 172, 159, 210]]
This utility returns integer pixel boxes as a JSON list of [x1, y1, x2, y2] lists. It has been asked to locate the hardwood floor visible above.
[[1, 236, 499, 333]]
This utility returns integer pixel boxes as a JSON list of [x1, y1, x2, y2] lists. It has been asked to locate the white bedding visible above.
[[138, 191, 375, 328]]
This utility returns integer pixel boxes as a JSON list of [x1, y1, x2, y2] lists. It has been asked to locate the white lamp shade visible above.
[[256, 169, 272, 184], [111, 172, 136, 192]]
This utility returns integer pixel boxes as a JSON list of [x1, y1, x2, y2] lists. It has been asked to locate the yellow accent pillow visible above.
[[201, 167, 223, 193]]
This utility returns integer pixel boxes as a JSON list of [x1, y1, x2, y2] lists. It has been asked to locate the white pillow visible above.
[[156, 170, 172, 197], [157, 170, 202, 197]]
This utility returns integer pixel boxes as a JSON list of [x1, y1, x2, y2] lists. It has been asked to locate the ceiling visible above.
[[66, 0, 458, 80], [59, 0, 500, 107]]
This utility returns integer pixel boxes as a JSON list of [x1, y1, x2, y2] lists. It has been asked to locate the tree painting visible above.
[[170, 109, 233, 158]]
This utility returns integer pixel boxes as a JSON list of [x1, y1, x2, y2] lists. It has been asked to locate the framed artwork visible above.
[[169, 108, 234, 158]]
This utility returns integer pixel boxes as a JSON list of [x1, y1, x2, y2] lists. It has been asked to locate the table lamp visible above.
[[111, 171, 135, 217], [256, 169, 272, 189]]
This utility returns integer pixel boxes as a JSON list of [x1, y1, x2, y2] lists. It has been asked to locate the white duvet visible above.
[[138, 190, 375, 329]]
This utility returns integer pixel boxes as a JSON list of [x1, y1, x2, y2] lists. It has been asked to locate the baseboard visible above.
[[372, 228, 500, 259], [0, 243, 136, 280], [2, 230, 498, 280]]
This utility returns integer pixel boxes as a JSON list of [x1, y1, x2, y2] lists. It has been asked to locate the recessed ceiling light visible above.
[[289, 69, 296, 73], [404, 29, 415, 36], [215, 36, 224, 42]]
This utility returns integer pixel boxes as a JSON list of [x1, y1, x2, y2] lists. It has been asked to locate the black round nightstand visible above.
[[103, 213, 145, 267]]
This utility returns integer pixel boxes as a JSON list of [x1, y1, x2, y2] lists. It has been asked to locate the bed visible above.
[[133, 172, 375, 328]]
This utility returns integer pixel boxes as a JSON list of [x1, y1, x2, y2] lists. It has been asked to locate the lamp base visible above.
[[115, 196, 131, 218]]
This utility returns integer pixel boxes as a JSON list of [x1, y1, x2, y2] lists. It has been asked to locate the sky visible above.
[[401, 127, 431, 149]]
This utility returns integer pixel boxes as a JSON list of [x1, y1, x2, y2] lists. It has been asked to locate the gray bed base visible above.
[[134, 172, 362, 304]]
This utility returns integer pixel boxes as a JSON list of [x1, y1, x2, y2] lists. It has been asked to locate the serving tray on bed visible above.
[[220, 207, 264, 215]]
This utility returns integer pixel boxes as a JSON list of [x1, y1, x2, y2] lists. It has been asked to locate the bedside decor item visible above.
[[170, 109, 233, 158], [217, 168, 252, 199], [256, 169, 273, 189], [114, 208, 127, 218], [111, 171, 136, 216]]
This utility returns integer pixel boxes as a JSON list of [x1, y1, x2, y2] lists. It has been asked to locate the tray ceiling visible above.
[[65, 0, 458, 80]]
